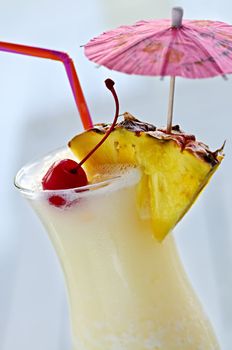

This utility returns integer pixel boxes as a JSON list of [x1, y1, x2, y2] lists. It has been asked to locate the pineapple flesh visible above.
[[69, 113, 223, 241]]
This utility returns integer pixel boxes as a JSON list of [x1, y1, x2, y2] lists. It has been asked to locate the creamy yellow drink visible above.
[[15, 147, 219, 350]]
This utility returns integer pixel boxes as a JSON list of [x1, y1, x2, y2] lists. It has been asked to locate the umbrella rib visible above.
[[159, 28, 179, 76], [183, 26, 225, 75], [89, 27, 171, 65]]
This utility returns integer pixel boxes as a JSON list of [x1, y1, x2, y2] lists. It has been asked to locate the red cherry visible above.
[[42, 159, 88, 190], [48, 195, 67, 207], [41, 78, 119, 208]]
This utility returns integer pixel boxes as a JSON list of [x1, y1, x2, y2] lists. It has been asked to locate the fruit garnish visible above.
[[42, 159, 88, 190], [69, 112, 224, 241], [42, 79, 119, 206]]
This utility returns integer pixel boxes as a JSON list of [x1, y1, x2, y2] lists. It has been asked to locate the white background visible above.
[[0, 0, 232, 349]]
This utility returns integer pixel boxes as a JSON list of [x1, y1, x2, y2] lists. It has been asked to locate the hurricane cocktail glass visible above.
[[15, 147, 219, 350]]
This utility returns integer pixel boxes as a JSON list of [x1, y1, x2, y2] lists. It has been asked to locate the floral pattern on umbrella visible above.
[[84, 7, 232, 132], [85, 19, 232, 78]]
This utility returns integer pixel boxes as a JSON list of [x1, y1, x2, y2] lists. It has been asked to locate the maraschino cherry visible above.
[[42, 159, 88, 190], [42, 78, 119, 206]]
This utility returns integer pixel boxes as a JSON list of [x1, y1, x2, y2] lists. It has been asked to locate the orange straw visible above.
[[0, 41, 93, 130]]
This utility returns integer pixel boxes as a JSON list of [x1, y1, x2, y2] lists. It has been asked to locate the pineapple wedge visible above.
[[69, 113, 223, 241]]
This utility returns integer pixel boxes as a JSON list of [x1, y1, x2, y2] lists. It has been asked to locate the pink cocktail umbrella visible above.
[[85, 7, 232, 132]]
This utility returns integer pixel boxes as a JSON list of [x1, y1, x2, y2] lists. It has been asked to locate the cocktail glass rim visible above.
[[14, 146, 139, 197]]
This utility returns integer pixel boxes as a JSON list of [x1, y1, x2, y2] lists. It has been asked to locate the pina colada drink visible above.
[[15, 147, 220, 350], [0, 14, 226, 349]]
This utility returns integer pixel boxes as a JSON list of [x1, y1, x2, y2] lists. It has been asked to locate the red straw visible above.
[[0, 41, 93, 130]]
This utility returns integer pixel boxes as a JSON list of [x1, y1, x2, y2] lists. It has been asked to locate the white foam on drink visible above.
[[15, 147, 140, 198]]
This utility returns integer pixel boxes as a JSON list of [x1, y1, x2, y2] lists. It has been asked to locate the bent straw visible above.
[[0, 41, 93, 130]]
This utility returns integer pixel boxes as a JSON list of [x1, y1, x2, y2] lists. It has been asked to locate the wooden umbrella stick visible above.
[[166, 76, 176, 133]]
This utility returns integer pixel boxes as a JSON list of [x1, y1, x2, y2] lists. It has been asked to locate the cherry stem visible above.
[[77, 78, 119, 168]]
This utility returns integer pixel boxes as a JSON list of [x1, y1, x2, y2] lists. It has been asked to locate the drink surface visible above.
[[16, 148, 220, 350]]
